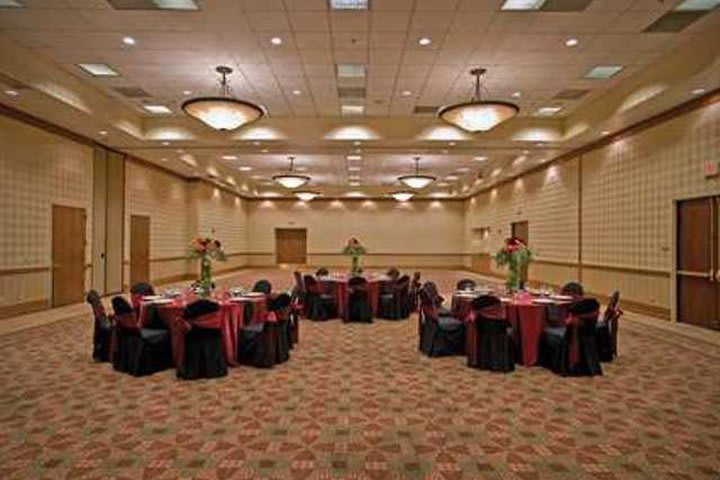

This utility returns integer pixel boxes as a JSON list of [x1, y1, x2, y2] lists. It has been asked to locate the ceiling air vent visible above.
[[113, 86, 151, 98], [553, 88, 590, 100], [541, 0, 592, 11], [644, 11, 708, 32], [413, 105, 439, 115], [338, 87, 366, 99]]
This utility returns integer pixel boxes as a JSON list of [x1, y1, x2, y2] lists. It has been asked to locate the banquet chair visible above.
[[292, 270, 306, 307], [469, 295, 514, 373], [346, 276, 373, 323], [272, 293, 293, 364], [111, 296, 173, 377], [379, 275, 410, 320], [418, 282, 465, 357], [408, 271, 422, 313], [178, 299, 227, 380], [130, 282, 155, 312], [252, 279, 273, 295], [596, 291, 622, 362], [456, 279, 477, 291], [315, 267, 330, 277], [86, 290, 111, 362], [303, 275, 336, 320], [560, 282, 585, 297], [239, 296, 285, 368], [540, 298, 603, 377], [386, 267, 401, 281]]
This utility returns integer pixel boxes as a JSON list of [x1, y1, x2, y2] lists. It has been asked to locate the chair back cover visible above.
[[293, 271, 306, 293], [303, 275, 322, 294], [269, 293, 292, 311], [252, 279, 273, 295], [422, 281, 444, 307], [348, 275, 369, 292], [184, 299, 220, 320], [130, 282, 155, 296], [603, 291, 620, 321], [112, 296, 134, 316], [386, 267, 400, 280], [560, 281, 585, 297], [315, 267, 329, 277], [86, 290, 106, 318], [569, 297, 600, 316], [471, 294, 501, 312], [456, 278, 477, 291]]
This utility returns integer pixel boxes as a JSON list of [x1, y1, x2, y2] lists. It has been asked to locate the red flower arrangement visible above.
[[188, 237, 226, 260]]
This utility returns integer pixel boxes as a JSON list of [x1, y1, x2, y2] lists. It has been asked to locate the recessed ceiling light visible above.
[[341, 104, 365, 116], [270, 37, 283, 46], [391, 191, 414, 202], [511, 91, 522, 98], [349, 181, 361, 187], [491, 168, 502, 177], [448, 142, 456, 146], [437, 182, 450, 187], [183, 90, 192, 95], [584, 65, 624, 79], [474, 156, 487, 161], [601, 130, 610, 136], [329, 0, 369, 10], [501, 0, 546, 10], [238, 166, 253, 171], [222, 155, 238, 160], [346, 155, 362, 161], [337, 63, 366, 78], [161, 141, 170, 146], [122, 36, 136, 46], [161, 157, 167, 162], [456, 167, 470, 173], [261, 148, 269, 153], [418, 37, 432, 46], [401, 90, 412, 97], [253, 141, 261, 146], [348, 166, 362, 172], [143, 104, 172, 114], [78, 63, 120, 77], [0, 0, 23, 7], [295, 191, 321, 201], [565, 37, 579, 47], [535, 106, 563, 116], [292, 90, 302, 96], [99, 130, 108, 136], [353, 141, 361, 146], [674, 0, 720, 11], [691, 88, 707, 95], [4, 89, 19, 96], [444, 175, 459, 181]]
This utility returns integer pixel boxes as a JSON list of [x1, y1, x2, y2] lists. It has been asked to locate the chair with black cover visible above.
[[379, 275, 411, 320], [469, 295, 514, 373], [292, 271, 306, 307], [418, 282, 465, 357], [303, 274, 336, 320], [315, 267, 330, 277], [408, 271, 422, 313], [540, 298, 603, 376], [177, 299, 227, 379], [346, 276, 373, 323], [238, 298, 280, 368], [86, 290, 112, 362], [560, 281, 584, 297], [272, 293, 293, 363], [111, 296, 173, 376], [596, 291, 622, 362], [130, 282, 155, 312], [456, 278, 477, 291], [252, 279, 272, 295], [386, 267, 400, 281]]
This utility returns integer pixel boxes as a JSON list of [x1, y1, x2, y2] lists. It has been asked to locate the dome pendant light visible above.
[[273, 156, 311, 189], [398, 156, 436, 190], [182, 65, 265, 131], [438, 68, 519, 133]]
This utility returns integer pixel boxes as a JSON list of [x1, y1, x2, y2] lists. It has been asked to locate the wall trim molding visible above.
[[0, 266, 50, 276], [0, 299, 51, 320]]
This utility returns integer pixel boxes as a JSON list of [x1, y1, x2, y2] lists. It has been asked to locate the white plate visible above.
[[243, 292, 266, 297], [551, 295, 574, 301], [142, 295, 162, 301], [533, 298, 557, 305], [151, 298, 174, 305]]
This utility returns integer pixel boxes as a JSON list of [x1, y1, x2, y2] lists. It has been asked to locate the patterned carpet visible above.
[[1, 272, 719, 479]]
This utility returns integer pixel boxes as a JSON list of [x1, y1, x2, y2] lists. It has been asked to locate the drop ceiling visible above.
[[0, 0, 718, 198]]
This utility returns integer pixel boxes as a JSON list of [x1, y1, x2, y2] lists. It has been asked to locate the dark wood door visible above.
[[511, 220, 530, 283], [52, 205, 86, 307], [275, 228, 307, 264], [130, 215, 150, 287], [676, 196, 719, 330]]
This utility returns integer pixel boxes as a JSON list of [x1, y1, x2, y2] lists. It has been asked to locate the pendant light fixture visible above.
[[295, 191, 321, 201], [390, 191, 414, 202], [182, 66, 264, 131], [438, 68, 519, 133], [398, 156, 436, 189], [273, 156, 310, 189]]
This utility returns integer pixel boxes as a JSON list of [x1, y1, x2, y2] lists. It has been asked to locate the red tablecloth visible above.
[[453, 294, 571, 367], [138, 295, 267, 368], [320, 277, 382, 319]]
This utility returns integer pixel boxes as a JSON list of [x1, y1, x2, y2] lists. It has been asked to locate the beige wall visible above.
[[465, 100, 720, 317], [245, 198, 466, 268], [0, 114, 94, 313]]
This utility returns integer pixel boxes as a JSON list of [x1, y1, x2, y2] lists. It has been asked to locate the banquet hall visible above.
[[0, 1, 719, 479]]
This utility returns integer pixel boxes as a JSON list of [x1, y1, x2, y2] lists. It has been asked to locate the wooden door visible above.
[[676, 196, 719, 330], [52, 205, 86, 307], [275, 228, 307, 264], [130, 215, 150, 287], [511, 221, 530, 283]]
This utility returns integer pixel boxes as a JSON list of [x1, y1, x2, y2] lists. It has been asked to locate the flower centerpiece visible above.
[[494, 236, 534, 292], [188, 234, 226, 296], [342, 237, 367, 276]]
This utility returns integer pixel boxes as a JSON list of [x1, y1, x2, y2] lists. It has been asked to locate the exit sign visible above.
[[704, 161, 719, 178]]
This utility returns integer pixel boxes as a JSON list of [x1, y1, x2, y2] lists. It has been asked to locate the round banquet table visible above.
[[138, 294, 268, 368], [453, 293, 572, 367], [319, 275, 385, 319]]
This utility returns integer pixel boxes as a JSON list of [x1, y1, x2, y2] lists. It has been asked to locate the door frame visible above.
[[274, 227, 308, 265], [129, 215, 151, 287], [671, 193, 718, 324], [51, 203, 87, 307]]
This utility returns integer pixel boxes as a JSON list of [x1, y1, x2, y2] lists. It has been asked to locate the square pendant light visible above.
[[584, 65, 624, 79], [143, 104, 172, 114]]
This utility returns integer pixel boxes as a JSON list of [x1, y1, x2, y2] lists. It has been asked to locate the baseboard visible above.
[[0, 299, 51, 320]]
